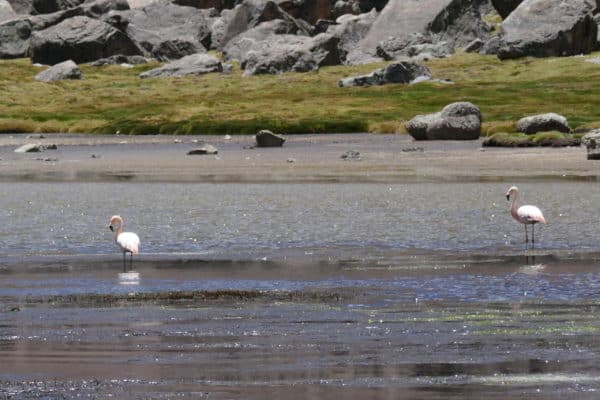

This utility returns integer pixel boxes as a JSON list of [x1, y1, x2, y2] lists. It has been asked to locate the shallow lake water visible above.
[[3, 182, 600, 398]]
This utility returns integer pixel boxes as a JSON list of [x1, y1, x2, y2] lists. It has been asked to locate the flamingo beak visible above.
[[506, 194, 510, 201], [109, 225, 114, 232]]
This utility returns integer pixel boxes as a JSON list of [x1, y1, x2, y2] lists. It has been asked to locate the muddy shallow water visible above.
[[3, 182, 600, 398]]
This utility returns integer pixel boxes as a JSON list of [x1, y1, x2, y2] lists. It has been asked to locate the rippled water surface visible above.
[[3, 182, 600, 399], [1, 181, 598, 257]]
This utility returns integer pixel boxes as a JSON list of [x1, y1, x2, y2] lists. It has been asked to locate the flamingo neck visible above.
[[510, 192, 520, 217], [114, 221, 123, 239]]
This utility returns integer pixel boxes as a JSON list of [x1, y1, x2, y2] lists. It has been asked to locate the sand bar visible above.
[[0, 133, 593, 183]]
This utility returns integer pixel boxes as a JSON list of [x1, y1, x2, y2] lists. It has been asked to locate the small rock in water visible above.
[[187, 144, 218, 155], [401, 147, 424, 153], [174, 139, 183, 144], [91, 154, 101, 158], [45, 144, 58, 150], [256, 130, 285, 147], [36, 157, 58, 162], [341, 150, 361, 160], [26, 134, 45, 139], [14, 143, 43, 153], [286, 157, 296, 163], [224, 135, 232, 140]]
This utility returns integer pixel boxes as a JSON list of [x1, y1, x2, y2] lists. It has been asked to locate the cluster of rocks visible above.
[[1, 0, 598, 79]]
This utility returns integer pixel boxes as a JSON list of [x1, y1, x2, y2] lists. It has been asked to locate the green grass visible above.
[[2, 52, 600, 134]]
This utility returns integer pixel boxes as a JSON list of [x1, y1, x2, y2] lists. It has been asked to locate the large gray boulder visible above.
[[35, 59, 82, 81], [110, 2, 214, 60], [516, 113, 570, 134], [498, 0, 597, 59], [490, 0, 523, 18], [216, 0, 304, 50], [223, 19, 304, 62], [241, 32, 343, 75], [0, 0, 130, 59], [339, 61, 431, 87], [326, 9, 378, 64], [405, 102, 482, 140], [347, 0, 490, 65], [140, 53, 227, 78], [0, 0, 16, 22], [6, 0, 32, 14], [30, 16, 141, 64], [0, 18, 30, 58]]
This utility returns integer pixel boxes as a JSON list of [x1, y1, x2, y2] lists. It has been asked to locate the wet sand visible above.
[[0, 133, 592, 182]]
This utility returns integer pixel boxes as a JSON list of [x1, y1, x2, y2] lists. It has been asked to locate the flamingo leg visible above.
[[532, 224, 535, 244], [130, 252, 133, 271], [524, 224, 528, 243], [122, 252, 126, 272]]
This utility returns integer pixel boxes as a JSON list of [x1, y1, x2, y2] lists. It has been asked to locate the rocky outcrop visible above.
[[173, 0, 236, 11], [223, 19, 307, 62], [139, 53, 227, 78], [0, 18, 31, 58], [277, 0, 332, 24], [35, 59, 82, 81], [256, 129, 285, 147], [216, 0, 307, 50], [347, 0, 491, 65], [490, 0, 523, 19], [405, 101, 482, 140], [498, 0, 597, 59], [0, 0, 16, 22], [30, 16, 141, 64], [6, 0, 32, 14], [241, 32, 343, 75], [516, 113, 570, 134], [89, 54, 147, 65], [0, 0, 130, 59], [110, 2, 214, 60], [338, 61, 431, 87], [32, 0, 85, 14], [326, 9, 377, 64]]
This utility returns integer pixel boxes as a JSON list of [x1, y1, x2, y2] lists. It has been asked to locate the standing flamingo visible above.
[[108, 215, 140, 272], [506, 186, 546, 244]]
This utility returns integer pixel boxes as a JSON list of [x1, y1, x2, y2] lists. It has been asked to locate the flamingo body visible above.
[[116, 231, 140, 255], [108, 215, 140, 271], [506, 186, 546, 244], [514, 205, 546, 225]]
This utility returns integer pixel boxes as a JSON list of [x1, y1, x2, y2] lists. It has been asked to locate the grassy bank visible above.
[[1, 52, 600, 134]]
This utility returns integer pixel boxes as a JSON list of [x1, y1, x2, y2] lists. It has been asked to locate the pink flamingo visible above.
[[506, 186, 546, 244], [108, 215, 140, 272]]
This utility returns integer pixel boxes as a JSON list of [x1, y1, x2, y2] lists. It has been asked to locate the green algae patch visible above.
[[20, 289, 346, 307]]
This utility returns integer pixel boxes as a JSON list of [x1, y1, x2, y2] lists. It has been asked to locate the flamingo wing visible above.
[[117, 232, 140, 254], [517, 205, 546, 224]]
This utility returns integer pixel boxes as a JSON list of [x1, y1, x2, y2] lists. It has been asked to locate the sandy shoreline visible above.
[[0, 133, 594, 182]]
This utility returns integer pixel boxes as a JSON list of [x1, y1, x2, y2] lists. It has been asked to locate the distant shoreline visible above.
[[0, 133, 593, 183]]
